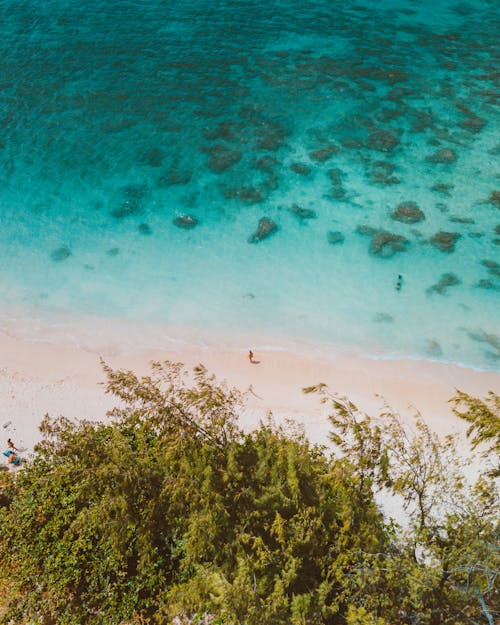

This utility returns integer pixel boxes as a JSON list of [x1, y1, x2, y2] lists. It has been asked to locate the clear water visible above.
[[0, 0, 499, 369]]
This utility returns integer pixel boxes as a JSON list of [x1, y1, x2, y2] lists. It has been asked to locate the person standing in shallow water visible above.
[[248, 350, 254, 363], [396, 274, 403, 291]]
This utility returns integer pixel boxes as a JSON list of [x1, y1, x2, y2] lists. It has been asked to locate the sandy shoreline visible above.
[[1, 322, 499, 465]]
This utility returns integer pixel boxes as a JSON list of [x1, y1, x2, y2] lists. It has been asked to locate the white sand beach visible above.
[[1, 320, 498, 464]]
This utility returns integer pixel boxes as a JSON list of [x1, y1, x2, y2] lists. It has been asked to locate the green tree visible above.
[[450, 390, 500, 477]]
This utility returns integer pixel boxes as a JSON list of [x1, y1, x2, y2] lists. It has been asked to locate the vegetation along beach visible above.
[[0, 0, 498, 623]]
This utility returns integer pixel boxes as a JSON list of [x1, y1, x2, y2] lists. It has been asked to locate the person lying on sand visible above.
[[7, 438, 17, 451]]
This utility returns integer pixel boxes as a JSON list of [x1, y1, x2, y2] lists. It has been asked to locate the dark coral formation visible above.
[[426, 148, 457, 163], [173, 215, 199, 229], [290, 162, 312, 176], [51, 246, 71, 261], [391, 201, 425, 223], [158, 168, 192, 187], [481, 259, 500, 277], [429, 231, 460, 253], [138, 223, 152, 235], [290, 204, 316, 220], [370, 161, 400, 185], [431, 182, 454, 196], [327, 231, 345, 245], [357, 226, 409, 257], [223, 185, 266, 204], [248, 217, 278, 243], [309, 144, 341, 162], [111, 184, 148, 218], [427, 273, 461, 294], [205, 144, 242, 173], [327, 168, 347, 199], [366, 130, 399, 152]]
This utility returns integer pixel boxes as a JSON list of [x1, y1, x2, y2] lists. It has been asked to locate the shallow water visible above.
[[0, 0, 499, 369]]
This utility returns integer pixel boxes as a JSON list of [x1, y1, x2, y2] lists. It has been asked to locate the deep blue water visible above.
[[0, 0, 499, 368]]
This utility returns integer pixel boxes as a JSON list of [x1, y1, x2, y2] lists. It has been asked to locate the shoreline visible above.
[[1, 321, 499, 465]]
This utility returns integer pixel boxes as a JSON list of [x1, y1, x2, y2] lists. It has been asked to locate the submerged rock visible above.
[[290, 162, 311, 176], [173, 214, 199, 229], [106, 247, 120, 256], [327, 231, 345, 245], [51, 246, 71, 262], [138, 147, 164, 167], [310, 144, 341, 162], [370, 231, 409, 257], [426, 148, 457, 163], [391, 201, 425, 223], [206, 144, 242, 173], [373, 312, 393, 323], [466, 329, 500, 356], [427, 273, 461, 294], [138, 223, 152, 235], [476, 279, 499, 291], [252, 155, 278, 172], [223, 185, 266, 204], [431, 182, 454, 195], [111, 184, 148, 218], [290, 204, 317, 220], [449, 216, 475, 224], [425, 339, 442, 357], [248, 217, 278, 243], [481, 259, 500, 277], [486, 191, 500, 207], [158, 168, 192, 187], [366, 130, 399, 152], [429, 231, 460, 253], [370, 161, 400, 185]]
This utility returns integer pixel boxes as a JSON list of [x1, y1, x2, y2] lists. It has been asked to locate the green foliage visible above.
[[0, 367, 498, 625], [450, 390, 500, 476]]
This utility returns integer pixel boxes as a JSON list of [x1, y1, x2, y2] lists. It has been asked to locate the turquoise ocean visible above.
[[0, 0, 499, 369]]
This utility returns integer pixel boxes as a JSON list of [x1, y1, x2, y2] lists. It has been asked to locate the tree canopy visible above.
[[0, 362, 498, 625]]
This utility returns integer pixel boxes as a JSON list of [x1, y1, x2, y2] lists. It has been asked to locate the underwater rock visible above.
[[173, 214, 199, 229], [203, 122, 235, 142], [51, 246, 71, 262], [427, 273, 461, 294], [431, 182, 454, 195], [373, 312, 393, 323], [391, 201, 425, 223], [138, 223, 152, 235], [449, 216, 475, 224], [255, 120, 288, 151], [481, 259, 500, 277], [248, 217, 278, 243], [327, 231, 345, 245], [425, 339, 442, 357], [138, 147, 164, 167], [106, 247, 120, 256], [252, 155, 278, 172], [223, 185, 266, 204], [290, 162, 311, 175], [370, 231, 409, 257], [356, 225, 378, 237], [158, 168, 192, 187], [426, 148, 457, 163], [465, 329, 500, 356], [370, 161, 400, 185], [366, 130, 399, 152], [111, 184, 148, 218], [356, 226, 409, 257], [327, 168, 347, 199], [495, 225, 500, 235], [476, 279, 499, 291], [310, 144, 341, 162], [290, 204, 316, 220], [429, 231, 460, 253], [206, 144, 242, 173], [486, 191, 500, 207]]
